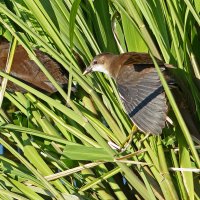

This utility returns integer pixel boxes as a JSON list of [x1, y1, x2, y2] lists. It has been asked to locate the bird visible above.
[[83, 52, 169, 135], [0, 39, 68, 94]]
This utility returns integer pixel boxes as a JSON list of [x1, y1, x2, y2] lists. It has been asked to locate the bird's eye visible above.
[[93, 60, 97, 65]]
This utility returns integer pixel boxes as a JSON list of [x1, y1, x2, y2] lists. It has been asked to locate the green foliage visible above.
[[0, 0, 199, 199]]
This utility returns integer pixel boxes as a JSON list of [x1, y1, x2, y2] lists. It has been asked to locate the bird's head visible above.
[[83, 53, 116, 76]]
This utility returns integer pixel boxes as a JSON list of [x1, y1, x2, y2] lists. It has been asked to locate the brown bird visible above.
[[0, 40, 68, 94], [83, 52, 169, 135]]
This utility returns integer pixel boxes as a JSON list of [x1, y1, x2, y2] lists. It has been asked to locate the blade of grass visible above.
[[0, 138, 65, 200], [150, 53, 200, 168]]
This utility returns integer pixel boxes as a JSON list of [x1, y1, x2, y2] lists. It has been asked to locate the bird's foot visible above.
[[137, 133, 150, 149], [119, 125, 137, 153]]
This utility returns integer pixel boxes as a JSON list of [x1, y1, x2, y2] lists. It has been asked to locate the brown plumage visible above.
[[0, 40, 68, 93], [83, 52, 169, 135]]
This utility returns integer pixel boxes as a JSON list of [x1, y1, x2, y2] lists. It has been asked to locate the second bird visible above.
[[0, 40, 68, 94]]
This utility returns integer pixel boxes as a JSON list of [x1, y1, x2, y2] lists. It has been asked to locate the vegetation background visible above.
[[0, 0, 200, 199]]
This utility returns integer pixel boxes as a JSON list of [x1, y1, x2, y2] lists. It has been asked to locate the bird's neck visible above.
[[108, 55, 128, 79]]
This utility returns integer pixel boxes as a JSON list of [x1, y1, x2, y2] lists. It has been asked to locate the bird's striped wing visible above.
[[116, 65, 168, 134]]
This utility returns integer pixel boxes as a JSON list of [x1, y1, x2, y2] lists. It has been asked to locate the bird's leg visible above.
[[119, 125, 137, 152]]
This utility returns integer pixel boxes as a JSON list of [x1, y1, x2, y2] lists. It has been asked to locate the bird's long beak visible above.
[[83, 66, 92, 75]]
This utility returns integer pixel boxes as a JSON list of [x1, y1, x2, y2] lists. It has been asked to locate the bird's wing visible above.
[[116, 65, 167, 134]]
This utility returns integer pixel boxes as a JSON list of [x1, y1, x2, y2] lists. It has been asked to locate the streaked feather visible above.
[[117, 64, 167, 134]]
